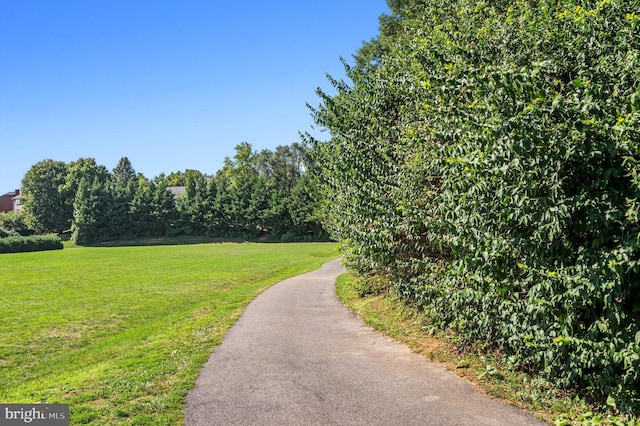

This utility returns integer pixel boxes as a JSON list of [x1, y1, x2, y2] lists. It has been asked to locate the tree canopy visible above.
[[18, 144, 328, 245], [21, 159, 69, 233]]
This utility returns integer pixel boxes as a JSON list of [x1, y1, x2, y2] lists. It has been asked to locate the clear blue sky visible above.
[[0, 0, 389, 191]]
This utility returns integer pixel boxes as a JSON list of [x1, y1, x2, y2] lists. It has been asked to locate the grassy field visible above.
[[0, 241, 338, 425]]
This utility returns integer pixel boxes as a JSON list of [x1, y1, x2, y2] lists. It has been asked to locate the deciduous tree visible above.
[[21, 159, 69, 233]]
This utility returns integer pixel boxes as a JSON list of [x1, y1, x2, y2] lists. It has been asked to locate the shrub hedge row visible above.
[[0, 235, 63, 254], [310, 0, 640, 415]]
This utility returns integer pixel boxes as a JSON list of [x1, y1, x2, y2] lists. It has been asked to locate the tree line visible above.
[[307, 0, 640, 415], [15, 142, 327, 244]]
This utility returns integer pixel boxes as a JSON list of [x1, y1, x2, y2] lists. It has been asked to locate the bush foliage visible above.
[[0, 212, 32, 238], [310, 0, 640, 414], [0, 235, 63, 254]]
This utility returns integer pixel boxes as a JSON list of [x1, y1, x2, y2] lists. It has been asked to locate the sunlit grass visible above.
[[0, 242, 337, 424]]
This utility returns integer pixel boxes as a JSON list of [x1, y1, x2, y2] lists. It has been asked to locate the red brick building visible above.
[[0, 189, 21, 213]]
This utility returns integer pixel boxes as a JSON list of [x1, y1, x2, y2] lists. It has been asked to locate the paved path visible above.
[[184, 259, 546, 425]]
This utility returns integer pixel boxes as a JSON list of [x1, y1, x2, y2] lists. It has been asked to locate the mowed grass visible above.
[[0, 242, 338, 425]]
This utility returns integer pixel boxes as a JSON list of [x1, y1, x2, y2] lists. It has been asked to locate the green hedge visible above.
[[311, 0, 640, 415], [0, 235, 63, 254]]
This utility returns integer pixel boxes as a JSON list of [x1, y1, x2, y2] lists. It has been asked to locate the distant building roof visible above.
[[167, 186, 186, 196]]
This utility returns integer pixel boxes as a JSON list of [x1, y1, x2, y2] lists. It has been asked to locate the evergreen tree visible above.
[[130, 177, 155, 237], [288, 175, 326, 239], [70, 177, 105, 244], [112, 157, 137, 191], [107, 182, 134, 240], [182, 170, 211, 235], [151, 177, 180, 236], [61, 158, 110, 232]]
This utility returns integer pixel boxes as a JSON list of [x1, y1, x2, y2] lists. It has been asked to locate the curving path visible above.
[[184, 259, 546, 425]]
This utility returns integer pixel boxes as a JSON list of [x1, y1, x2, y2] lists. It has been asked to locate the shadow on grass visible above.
[[79, 235, 335, 248], [84, 236, 245, 247]]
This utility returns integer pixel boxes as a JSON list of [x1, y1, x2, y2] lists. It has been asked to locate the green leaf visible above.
[[606, 395, 617, 410]]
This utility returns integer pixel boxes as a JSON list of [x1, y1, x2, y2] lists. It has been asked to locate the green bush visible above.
[[0, 227, 18, 238], [311, 0, 640, 414], [0, 211, 32, 236], [0, 235, 63, 254]]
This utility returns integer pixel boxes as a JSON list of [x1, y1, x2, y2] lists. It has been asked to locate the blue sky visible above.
[[0, 0, 389, 191]]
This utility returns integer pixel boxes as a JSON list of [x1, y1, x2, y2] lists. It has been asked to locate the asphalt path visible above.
[[184, 259, 546, 425]]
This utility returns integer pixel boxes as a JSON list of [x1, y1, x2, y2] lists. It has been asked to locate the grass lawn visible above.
[[0, 241, 338, 425]]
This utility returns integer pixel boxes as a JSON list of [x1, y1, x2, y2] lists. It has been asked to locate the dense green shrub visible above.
[[0, 212, 31, 237], [0, 228, 16, 238], [0, 235, 63, 254], [311, 0, 640, 414]]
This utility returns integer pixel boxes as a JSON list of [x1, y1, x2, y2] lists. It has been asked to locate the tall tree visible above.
[[21, 159, 69, 233], [70, 176, 111, 244], [130, 176, 155, 237], [112, 156, 137, 191], [166, 171, 187, 186], [182, 169, 212, 235], [288, 174, 326, 239], [218, 143, 261, 236], [60, 158, 110, 230], [107, 181, 134, 240], [150, 176, 180, 236], [354, 0, 428, 68]]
